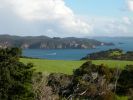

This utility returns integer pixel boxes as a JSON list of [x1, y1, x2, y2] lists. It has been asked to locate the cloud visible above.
[[0, 0, 133, 37], [123, 16, 131, 25], [88, 16, 133, 37], [0, 0, 92, 36], [127, 0, 133, 11]]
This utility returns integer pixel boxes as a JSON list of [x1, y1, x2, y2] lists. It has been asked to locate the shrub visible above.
[[0, 48, 35, 100]]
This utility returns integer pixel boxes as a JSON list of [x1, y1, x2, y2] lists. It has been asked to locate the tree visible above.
[[0, 48, 35, 100], [117, 65, 133, 96]]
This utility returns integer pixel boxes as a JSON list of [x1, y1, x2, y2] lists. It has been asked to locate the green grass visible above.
[[21, 58, 85, 74], [20, 58, 133, 75], [116, 96, 128, 100], [109, 51, 122, 57], [92, 60, 133, 69]]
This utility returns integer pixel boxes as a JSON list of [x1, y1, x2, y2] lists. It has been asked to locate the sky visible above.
[[0, 0, 133, 37]]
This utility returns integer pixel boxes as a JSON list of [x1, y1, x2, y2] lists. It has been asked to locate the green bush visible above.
[[117, 65, 133, 96], [0, 48, 35, 100]]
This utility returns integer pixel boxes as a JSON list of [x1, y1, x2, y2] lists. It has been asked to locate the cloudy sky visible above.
[[0, 0, 133, 37]]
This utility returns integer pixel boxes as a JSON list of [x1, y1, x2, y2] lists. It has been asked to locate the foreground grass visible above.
[[21, 58, 84, 74], [116, 96, 128, 100], [21, 58, 133, 75]]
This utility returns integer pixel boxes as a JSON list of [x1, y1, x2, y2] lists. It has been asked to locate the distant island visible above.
[[81, 48, 133, 61], [0, 35, 113, 49], [118, 42, 124, 44]]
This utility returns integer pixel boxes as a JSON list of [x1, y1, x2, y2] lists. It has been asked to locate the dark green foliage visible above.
[[0, 48, 35, 100], [81, 49, 133, 61], [117, 65, 133, 96]]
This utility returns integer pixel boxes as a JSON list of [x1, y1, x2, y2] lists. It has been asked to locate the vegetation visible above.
[[20, 56, 133, 100], [117, 65, 133, 97], [47, 61, 133, 100], [1, 47, 133, 100], [81, 48, 133, 61], [32, 72, 59, 100], [0, 48, 35, 100], [0, 34, 113, 49], [21, 58, 133, 74]]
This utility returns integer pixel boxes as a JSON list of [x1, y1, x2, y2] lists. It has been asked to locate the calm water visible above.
[[22, 38, 133, 60]]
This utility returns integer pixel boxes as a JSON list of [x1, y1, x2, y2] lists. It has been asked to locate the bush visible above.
[[117, 65, 133, 95], [0, 48, 35, 100]]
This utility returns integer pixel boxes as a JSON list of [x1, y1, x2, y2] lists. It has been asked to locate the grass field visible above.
[[21, 58, 133, 75]]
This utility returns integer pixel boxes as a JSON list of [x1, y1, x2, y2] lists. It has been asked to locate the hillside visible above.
[[81, 49, 133, 61], [0, 35, 113, 49]]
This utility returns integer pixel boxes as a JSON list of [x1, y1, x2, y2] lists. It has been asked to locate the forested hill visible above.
[[0, 35, 113, 49], [81, 49, 133, 60]]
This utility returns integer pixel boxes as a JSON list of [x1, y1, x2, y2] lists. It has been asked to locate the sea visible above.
[[22, 37, 133, 60]]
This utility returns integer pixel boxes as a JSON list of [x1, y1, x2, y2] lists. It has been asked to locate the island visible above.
[[0, 35, 113, 49]]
